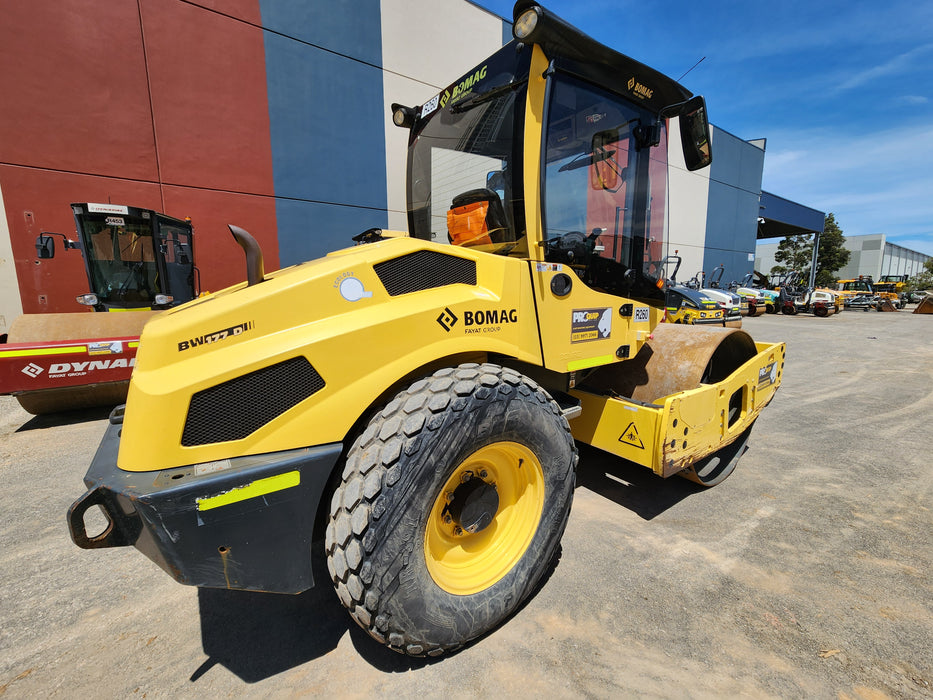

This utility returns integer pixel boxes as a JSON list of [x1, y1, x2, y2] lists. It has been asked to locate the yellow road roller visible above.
[[67, 1, 785, 657]]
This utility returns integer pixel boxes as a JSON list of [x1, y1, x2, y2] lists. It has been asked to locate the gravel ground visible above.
[[1, 307, 931, 699]]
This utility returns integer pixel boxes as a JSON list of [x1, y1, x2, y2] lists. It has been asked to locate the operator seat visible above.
[[447, 188, 509, 247]]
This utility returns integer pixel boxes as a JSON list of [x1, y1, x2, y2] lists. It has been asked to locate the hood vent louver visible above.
[[181, 357, 324, 446], [374, 251, 476, 296]]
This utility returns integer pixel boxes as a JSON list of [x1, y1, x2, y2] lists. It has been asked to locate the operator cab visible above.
[[396, 6, 712, 310], [37, 203, 197, 312]]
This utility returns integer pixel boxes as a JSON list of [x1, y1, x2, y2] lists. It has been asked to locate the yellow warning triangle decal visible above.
[[619, 421, 645, 449]]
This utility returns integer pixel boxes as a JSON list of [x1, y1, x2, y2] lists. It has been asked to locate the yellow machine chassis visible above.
[[571, 340, 784, 477]]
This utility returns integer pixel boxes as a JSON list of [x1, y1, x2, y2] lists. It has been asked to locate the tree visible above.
[[771, 214, 853, 287], [772, 234, 813, 279], [813, 213, 851, 288], [904, 258, 933, 294]]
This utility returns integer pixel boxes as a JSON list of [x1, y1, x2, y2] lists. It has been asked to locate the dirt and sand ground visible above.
[[1, 310, 931, 698]]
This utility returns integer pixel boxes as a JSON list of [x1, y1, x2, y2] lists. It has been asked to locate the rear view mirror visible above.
[[590, 129, 620, 191], [679, 95, 712, 171], [36, 234, 55, 259]]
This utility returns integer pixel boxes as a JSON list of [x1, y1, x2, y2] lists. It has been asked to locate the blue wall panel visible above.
[[703, 128, 764, 282], [259, 0, 383, 65], [276, 199, 385, 264], [502, 18, 513, 46], [260, 1, 388, 265]]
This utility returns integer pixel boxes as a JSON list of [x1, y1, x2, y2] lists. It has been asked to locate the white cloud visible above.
[[760, 123, 933, 252], [832, 43, 933, 93]]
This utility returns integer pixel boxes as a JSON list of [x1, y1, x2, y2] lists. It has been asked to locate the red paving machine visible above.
[[0, 203, 196, 413]]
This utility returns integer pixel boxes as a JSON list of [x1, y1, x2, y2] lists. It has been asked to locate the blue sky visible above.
[[476, 0, 933, 255]]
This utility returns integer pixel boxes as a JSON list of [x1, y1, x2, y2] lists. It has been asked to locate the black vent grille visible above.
[[374, 251, 477, 296], [181, 357, 324, 446]]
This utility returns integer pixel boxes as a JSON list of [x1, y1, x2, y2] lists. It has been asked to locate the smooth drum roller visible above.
[[582, 323, 760, 486], [5, 312, 158, 414]]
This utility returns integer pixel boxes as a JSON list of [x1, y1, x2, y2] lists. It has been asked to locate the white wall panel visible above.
[[667, 118, 711, 281], [381, 0, 506, 231], [0, 182, 24, 336]]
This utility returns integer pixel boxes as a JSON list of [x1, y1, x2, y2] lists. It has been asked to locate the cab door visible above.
[[527, 65, 667, 373]]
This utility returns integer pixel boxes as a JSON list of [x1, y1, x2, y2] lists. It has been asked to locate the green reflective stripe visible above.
[[196, 470, 300, 511], [567, 354, 616, 372], [0, 345, 86, 358]]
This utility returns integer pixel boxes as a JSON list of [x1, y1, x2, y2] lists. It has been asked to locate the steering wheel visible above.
[[544, 231, 597, 266]]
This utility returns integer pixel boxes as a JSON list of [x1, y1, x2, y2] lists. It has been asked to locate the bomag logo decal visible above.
[[438, 307, 517, 334], [463, 308, 517, 334], [437, 307, 458, 331], [627, 77, 654, 101], [443, 64, 488, 107], [439, 89, 452, 109], [178, 321, 254, 352]]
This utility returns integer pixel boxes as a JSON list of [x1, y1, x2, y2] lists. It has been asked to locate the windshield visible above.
[[542, 73, 669, 306], [80, 214, 162, 306], [407, 43, 531, 256], [840, 281, 872, 292]]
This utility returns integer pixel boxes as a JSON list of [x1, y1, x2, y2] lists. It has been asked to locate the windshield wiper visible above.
[[558, 148, 615, 172]]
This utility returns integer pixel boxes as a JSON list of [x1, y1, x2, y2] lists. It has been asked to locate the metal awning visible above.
[[757, 191, 824, 239]]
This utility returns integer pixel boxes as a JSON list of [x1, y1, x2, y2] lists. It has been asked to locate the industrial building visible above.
[[1, 0, 821, 334], [755, 234, 932, 281]]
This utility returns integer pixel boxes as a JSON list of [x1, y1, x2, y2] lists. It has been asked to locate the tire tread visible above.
[[325, 362, 576, 656]]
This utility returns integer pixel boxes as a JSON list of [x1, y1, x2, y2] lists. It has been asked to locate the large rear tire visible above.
[[326, 363, 577, 656]]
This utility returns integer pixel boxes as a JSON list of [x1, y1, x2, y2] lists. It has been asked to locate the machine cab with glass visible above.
[[36, 203, 197, 312], [397, 2, 712, 369]]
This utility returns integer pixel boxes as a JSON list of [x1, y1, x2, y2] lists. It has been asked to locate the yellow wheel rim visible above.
[[424, 441, 545, 595]]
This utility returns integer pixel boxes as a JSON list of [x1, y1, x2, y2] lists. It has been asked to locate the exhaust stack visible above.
[[228, 224, 265, 287]]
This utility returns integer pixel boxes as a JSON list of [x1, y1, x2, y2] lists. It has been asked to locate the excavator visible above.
[[67, 2, 784, 657], [0, 203, 196, 413]]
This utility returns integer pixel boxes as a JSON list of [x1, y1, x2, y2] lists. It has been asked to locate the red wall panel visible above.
[[0, 0, 279, 314], [0, 0, 158, 180], [185, 0, 263, 24], [161, 186, 279, 293], [140, 0, 275, 196], [0, 165, 164, 313]]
